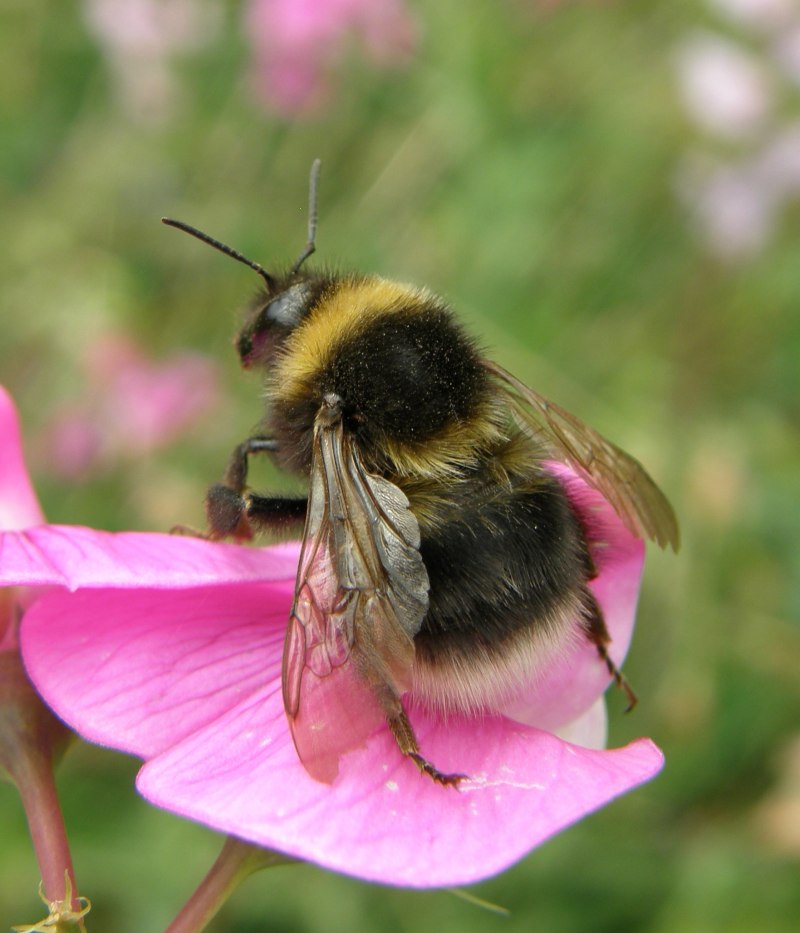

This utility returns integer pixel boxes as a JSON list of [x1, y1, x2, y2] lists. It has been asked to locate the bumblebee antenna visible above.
[[161, 217, 276, 290], [290, 158, 321, 275]]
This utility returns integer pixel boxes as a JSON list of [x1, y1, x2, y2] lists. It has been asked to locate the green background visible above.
[[2, 1, 799, 930]]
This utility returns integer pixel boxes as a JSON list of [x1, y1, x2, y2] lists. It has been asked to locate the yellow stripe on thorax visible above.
[[268, 275, 507, 483], [271, 276, 431, 402]]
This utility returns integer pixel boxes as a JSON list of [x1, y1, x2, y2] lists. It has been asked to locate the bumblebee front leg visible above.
[[206, 436, 307, 540], [222, 436, 281, 492]]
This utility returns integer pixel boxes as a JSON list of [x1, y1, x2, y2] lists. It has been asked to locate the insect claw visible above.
[[169, 523, 210, 539], [388, 710, 465, 786], [409, 753, 466, 787]]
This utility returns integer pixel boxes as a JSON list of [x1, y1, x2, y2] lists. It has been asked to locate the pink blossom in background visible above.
[[675, 32, 772, 141], [676, 153, 777, 258], [83, 0, 220, 124], [44, 334, 222, 481], [757, 122, 800, 193], [244, 0, 418, 115], [674, 4, 800, 258], [709, 0, 796, 33], [0, 384, 664, 886], [84, 0, 216, 56], [772, 24, 800, 84]]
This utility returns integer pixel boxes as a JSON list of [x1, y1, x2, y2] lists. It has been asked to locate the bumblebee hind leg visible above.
[[582, 590, 638, 713], [387, 709, 465, 787]]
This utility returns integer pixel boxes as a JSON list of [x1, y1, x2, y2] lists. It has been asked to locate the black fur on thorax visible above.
[[268, 286, 490, 473]]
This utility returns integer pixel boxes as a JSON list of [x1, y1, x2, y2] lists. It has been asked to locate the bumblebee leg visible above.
[[222, 436, 280, 492], [387, 708, 465, 787], [246, 494, 307, 533], [583, 590, 638, 712], [205, 483, 252, 540], [206, 486, 307, 540], [205, 436, 285, 540], [170, 522, 210, 539]]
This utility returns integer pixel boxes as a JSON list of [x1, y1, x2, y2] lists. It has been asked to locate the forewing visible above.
[[486, 360, 679, 550], [281, 415, 429, 783]]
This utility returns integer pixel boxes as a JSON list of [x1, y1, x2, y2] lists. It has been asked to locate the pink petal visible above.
[[22, 582, 661, 886], [0, 387, 45, 530], [136, 687, 662, 887], [0, 526, 299, 590], [17, 474, 662, 886], [19, 492, 621, 767], [499, 464, 645, 732], [21, 583, 293, 758], [554, 697, 608, 750]]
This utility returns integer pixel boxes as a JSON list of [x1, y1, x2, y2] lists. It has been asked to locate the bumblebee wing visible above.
[[281, 412, 429, 783], [486, 360, 679, 550]]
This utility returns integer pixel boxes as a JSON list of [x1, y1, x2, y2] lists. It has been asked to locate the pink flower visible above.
[[675, 32, 772, 140], [773, 24, 800, 85], [0, 387, 663, 888], [244, 0, 418, 115], [676, 152, 778, 258], [0, 387, 78, 910], [82, 0, 220, 124], [709, 0, 796, 34], [0, 389, 44, 548], [42, 334, 222, 481]]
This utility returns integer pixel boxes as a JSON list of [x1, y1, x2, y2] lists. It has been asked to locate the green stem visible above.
[[165, 837, 293, 933]]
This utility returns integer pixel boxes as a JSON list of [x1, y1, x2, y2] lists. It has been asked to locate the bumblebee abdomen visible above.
[[412, 470, 595, 715]]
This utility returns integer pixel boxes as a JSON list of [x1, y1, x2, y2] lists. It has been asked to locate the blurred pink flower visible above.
[[676, 120, 800, 258], [673, 4, 800, 258], [709, 0, 796, 34], [83, 0, 220, 124], [756, 122, 800, 193], [244, 0, 418, 115], [1, 391, 663, 887], [676, 152, 777, 258], [675, 32, 772, 140], [773, 24, 800, 84], [45, 334, 222, 481]]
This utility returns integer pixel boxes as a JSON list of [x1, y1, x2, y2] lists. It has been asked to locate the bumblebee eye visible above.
[[265, 282, 312, 329], [237, 282, 313, 368]]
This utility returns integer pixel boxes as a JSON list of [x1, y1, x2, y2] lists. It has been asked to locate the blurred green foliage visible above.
[[2, 1, 799, 931]]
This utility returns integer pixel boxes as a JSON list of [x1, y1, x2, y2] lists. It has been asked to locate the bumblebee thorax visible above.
[[265, 276, 503, 477]]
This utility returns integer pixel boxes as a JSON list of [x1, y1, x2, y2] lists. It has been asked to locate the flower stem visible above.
[[0, 650, 79, 912], [15, 753, 79, 909], [165, 836, 294, 933]]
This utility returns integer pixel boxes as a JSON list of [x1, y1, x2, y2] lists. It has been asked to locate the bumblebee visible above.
[[163, 161, 678, 785]]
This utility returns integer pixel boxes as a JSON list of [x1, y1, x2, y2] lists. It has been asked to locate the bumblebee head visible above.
[[236, 275, 332, 369], [161, 159, 323, 371]]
